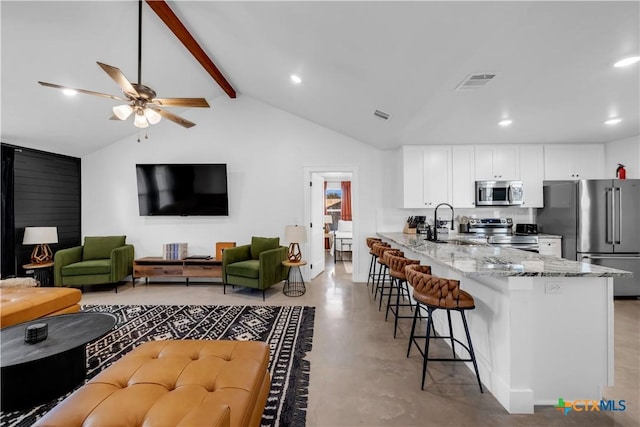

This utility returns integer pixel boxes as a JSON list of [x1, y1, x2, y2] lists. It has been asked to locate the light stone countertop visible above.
[[377, 232, 632, 278]]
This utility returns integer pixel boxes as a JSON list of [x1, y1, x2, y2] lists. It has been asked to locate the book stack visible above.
[[163, 242, 188, 260]]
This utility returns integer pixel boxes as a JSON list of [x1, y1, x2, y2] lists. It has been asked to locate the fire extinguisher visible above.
[[616, 164, 626, 180]]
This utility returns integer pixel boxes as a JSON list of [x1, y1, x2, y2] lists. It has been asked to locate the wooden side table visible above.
[[22, 261, 54, 287], [282, 260, 307, 297]]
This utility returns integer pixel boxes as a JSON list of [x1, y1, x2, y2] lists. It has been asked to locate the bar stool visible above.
[[370, 242, 391, 296], [405, 265, 483, 393], [366, 238, 383, 290], [375, 248, 403, 310], [385, 254, 422, 338]]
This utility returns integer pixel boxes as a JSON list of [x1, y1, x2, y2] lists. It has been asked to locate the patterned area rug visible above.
[[1, 304, 315, 427]]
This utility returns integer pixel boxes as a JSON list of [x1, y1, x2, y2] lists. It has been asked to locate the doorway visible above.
[[303, 167, 357, 281]]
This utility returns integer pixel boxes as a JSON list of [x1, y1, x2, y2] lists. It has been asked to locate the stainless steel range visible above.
[[469, 218, 539, 252]]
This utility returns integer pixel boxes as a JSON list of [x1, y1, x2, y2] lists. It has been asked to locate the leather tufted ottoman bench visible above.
[[0, 287, 81, 328], [35, 340, 271, 427]]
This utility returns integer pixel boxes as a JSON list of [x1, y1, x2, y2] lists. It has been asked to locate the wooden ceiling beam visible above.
[[145, 0, 236, 98]]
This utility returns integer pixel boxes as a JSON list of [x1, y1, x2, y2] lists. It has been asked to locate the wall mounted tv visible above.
[[136, 164, 229, 216]]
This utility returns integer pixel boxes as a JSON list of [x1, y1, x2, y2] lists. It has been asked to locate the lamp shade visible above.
[[23, 227, 58, 245], [285, 225, 307, 243], [324, 215, 333, 224], [113, 104, 133, 120]]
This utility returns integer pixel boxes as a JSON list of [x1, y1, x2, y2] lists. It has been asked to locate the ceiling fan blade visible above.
[[151, 98, 210, 108], [151, 107, 196, 128], [38, 81, 126, 101], [96, 62, 139, 97]]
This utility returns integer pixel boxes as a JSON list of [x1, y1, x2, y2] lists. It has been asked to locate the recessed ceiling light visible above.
[[614, 56, 640, 68], [290, 74, 302, 84], [498, 119, 513, 127], [62, 88, 77, 96], [605, 117, 622, 125]]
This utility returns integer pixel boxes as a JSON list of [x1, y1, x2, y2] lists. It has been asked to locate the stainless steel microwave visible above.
[[475, 180, 524, 206]]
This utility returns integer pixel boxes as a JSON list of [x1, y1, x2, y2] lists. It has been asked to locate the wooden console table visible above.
[[133, 257, 222, 286]]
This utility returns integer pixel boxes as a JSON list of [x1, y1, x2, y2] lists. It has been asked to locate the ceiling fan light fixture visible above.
[[62, 88, 77, 96], [133, 111, 149, 128], [113, 104, 134, 120], [144, 108, 162, 124]]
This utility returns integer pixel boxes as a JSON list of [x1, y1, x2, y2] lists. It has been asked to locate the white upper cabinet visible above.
[[544, 144, 605, 180], [452, 146, 476, 208], [475, 145, 520, 180], [401, 146, 426, 208], [400, 146, 452, 208], [400, 143, 604, 209], [423, 146, 452, 207], [519, 145, 544, 207]]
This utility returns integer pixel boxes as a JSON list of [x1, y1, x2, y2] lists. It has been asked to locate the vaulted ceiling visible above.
[[2, 1, 638, 157]]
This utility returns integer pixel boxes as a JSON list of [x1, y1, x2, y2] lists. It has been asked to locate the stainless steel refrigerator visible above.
[[537, 179, 640, 297]]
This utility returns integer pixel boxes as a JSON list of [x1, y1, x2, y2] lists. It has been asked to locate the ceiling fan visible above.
[[38, 0, 209, 131]]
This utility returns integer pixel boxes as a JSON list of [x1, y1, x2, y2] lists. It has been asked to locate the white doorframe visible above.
[[303, 165, 359, 282]]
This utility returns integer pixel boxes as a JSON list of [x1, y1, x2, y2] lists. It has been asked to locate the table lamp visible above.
[[324, 215, 333, 233], [285, 225, 307, 262], [23, 227, 58, 264]]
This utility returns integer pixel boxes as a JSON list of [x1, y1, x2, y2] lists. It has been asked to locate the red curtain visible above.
[[341, 181, 352, 221]]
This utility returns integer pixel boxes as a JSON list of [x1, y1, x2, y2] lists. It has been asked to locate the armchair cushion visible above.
[[225, 259, 260, 279], [62, 259, 111, 276], [83, 236, 126, 261], [250, 237, 279, 260]]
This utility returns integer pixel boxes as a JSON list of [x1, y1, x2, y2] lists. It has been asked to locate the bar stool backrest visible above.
[[366, 237, 382, 249], [387, 254, 421, 276], [371, 242, 391, 257], [381, 249, 403, 265], [405, 265, 462, 309]]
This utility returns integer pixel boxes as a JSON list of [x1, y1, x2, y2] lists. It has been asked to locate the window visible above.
[[325, 186, 341, 230]]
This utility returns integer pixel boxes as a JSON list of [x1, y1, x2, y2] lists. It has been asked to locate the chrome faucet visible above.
[[432, 203, 454, 241]]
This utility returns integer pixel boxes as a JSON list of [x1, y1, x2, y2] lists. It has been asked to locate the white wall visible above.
[[605, 134, 640, 179], [81, 95, 385, 282]]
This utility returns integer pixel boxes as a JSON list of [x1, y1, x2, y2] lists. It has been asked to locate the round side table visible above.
[[22, 261, 54, 287], [282, 260, 307, 297]]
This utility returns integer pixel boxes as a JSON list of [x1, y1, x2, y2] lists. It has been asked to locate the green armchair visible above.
[[54, 236, 134, 293], [222, 236, 289, 300]]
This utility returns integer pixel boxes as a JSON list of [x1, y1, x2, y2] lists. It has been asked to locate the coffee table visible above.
[[0, 312, 117, 411]]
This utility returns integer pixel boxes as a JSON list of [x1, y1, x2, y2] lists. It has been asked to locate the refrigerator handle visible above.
[[615, 187, 622, 244], [581, 255, 640, 260], [605, 188, 614, 244]]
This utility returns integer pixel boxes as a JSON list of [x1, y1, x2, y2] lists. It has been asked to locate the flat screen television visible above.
[[136, 164, 229, 216]]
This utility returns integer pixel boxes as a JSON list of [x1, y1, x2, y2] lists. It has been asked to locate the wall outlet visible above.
[[545, 281, 562, 294]]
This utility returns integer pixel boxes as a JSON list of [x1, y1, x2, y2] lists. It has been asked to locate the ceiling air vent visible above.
[[456, 73, 498, 91], [373, 109, 391, 120]]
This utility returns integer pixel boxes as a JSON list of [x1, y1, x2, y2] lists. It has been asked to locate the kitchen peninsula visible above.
[[378, 232, 632, 414]]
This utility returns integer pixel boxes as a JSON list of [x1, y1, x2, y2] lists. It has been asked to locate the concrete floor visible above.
[[81, 254, 639, 427]]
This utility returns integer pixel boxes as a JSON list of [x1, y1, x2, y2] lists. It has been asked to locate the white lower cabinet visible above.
[[538, 237, 562, 258]]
